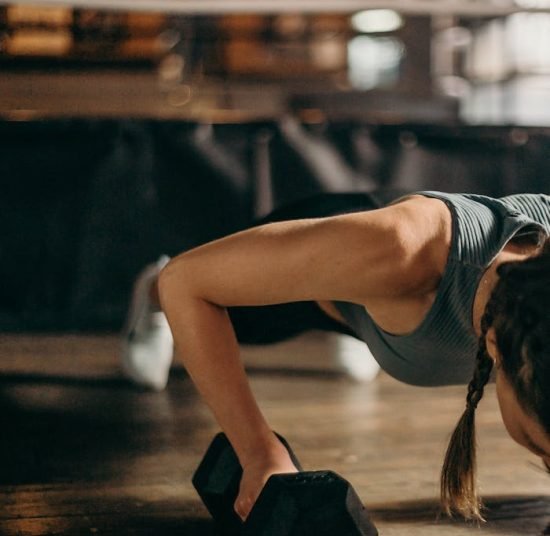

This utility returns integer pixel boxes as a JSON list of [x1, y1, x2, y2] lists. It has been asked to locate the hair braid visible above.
[[466, 311, 495, 411], [441, 234, 550, 520], [440, 305, 495, 520]]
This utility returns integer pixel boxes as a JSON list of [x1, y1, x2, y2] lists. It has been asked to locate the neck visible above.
[[472, 243, 535, 337], [472, 264, 498, 338]]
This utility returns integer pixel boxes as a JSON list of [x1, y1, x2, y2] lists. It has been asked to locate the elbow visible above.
[[157, 256, 194, 314], [158, 255, 227, 334]]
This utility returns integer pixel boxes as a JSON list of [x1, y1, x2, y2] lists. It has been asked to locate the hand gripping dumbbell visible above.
[[192, 432, 378, 536]]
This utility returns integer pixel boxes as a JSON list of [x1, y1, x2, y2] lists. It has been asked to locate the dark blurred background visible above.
[[0, 1, 549, 331]]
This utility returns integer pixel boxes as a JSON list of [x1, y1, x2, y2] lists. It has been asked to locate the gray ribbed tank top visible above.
[[334, 191, 550, 387]]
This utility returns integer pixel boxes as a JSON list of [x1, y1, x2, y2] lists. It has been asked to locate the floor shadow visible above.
[[173, 364, 346, 381], [369, 495, 550, 535], [0, 366, 343, 387], [0, 497, 219, 536], [0, 372, 133, 388], [5, 495, 546, 536], [64, 513, 218, 536], [0, 378, 207, 486]]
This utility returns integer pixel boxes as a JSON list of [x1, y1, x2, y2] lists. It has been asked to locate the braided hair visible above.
[[440, 231, 549, 520]]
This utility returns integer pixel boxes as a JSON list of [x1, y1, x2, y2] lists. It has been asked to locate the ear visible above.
[[485, 327, 502, 367]]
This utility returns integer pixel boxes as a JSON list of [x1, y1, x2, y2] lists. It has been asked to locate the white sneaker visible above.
[[333, 333, 380, 383], [121, 255, 174, 391]]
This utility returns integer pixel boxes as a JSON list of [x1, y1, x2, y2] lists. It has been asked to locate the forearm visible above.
[[158, 266, 281, 466], [156, 206, 423, 461]]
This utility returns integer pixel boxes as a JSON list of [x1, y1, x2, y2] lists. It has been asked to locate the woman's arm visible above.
[[158, 196, 446, 517]]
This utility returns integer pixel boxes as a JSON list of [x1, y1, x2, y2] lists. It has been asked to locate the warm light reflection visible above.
[[507, 12, 550, 74], [351, 9, 403, 34], [515, 0, 550, 7], [348, 35, 403, 90]]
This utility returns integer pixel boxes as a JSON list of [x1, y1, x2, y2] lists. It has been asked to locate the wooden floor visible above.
[[1, 334, 549, 535]]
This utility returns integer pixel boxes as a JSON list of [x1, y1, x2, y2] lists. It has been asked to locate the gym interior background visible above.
[[1, 2, 550, 535], [2, 1, 550, 331]]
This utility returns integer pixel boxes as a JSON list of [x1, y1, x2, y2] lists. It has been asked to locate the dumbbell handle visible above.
[[192, 431, 302, 534]]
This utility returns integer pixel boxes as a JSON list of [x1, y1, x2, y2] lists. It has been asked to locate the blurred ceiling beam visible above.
[[2, 0, 550, 16]]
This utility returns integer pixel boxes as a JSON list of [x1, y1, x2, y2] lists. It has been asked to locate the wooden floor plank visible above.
[[1, 334, 549, 535]]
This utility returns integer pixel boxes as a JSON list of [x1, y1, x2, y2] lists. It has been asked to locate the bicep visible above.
[[160, 207, 416, 308]]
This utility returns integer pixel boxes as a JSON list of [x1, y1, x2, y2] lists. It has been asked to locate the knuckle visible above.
[[234, 500, 245, 514]]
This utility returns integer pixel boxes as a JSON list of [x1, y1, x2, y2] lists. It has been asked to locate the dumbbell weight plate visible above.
[[192, 432, 303, 535], [243, 471, 378, 536]]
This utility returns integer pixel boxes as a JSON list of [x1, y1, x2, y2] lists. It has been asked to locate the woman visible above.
[[122, 190, 550, 522]]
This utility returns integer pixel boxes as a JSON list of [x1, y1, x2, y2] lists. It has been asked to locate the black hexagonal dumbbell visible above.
[[192, 432, 378, 536]]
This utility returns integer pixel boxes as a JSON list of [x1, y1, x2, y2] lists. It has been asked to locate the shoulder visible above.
[[350, 195, 452, 332], [341, 194, 452, 298], [386, 193, 452, 238], [391, 195, 453, 293], [405, 191, 513, 265]]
